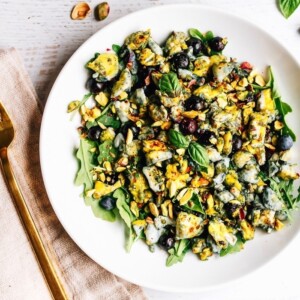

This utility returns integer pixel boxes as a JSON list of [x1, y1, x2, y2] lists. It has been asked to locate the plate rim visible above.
[[40, 3, 300, 293]]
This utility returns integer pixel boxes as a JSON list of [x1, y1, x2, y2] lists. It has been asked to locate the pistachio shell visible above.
[[71, 2, 91, 20], [95, 2, 110, 21]]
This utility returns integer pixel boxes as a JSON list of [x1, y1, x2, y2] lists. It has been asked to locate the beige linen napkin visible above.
[[0, 48, 147, 300]]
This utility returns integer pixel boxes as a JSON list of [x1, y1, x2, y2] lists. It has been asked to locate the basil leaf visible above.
[[75, 139, 96, 191], [159, 72, 181, 97], [188, 28, 205, 41], [183, 193, 205, 215], [166, 239, 190, 267], [278, 0, 300, 18], [188, 141, 209, 169], [168, 129, 190, 148], [220, 234, 244, 257], [205, 30, 214, 41], [98, 140, 118, 164], [97, 113, 121, 129], [112, 44, 121, 54]]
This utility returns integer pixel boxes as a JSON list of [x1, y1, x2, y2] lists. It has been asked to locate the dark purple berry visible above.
[[277, 135, 293, 151], [184, 95, 206, 111], [88, 126, 101, 141], [171, 52, 189, 69], [120, 121, 140, 138], [158, 233, 175, 250], [196, 130, 216, 145], [186, 38, 204, 55], [180, 118, 198, 135], [209, 36, 226, 52], [100, 196, 116, 211], [86, 78, 106, 94], [232, 134, 242, 152]]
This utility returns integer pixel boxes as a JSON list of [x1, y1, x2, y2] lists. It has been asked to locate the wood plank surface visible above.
[[1, 1, 300, 299]]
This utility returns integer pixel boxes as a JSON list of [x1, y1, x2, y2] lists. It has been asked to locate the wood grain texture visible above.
[[0, 0, 299, 105], [1, 1, 300, 299]]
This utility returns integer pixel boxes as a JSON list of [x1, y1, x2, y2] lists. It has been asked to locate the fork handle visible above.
[[0, 147, 68, 300]]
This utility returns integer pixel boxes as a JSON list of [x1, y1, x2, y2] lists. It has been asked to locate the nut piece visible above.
[[71, 2, 91, 20], [95, 2, 110, 21]]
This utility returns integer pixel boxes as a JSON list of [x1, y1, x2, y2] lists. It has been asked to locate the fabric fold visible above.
[[0, 48, 147, 300]]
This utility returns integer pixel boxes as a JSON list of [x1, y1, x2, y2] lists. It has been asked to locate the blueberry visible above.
[[180, 118, 198, 135], [120, 121, 140, 138], [184, 95, 206, 111], [158, 233, 175, 250], [100, 196, 116, 211], [171, 52, 189, 69], [88, 126, 101, 141], [209, 36, 226, 52], [186, 38, 204, 55], [232, 134, 242, 152], [86, 78, 106, 94], [195, 130, 216, 145], [277, 134, 293, 151]]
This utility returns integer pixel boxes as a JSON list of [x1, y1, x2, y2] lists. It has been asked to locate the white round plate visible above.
[[40, 4, 300, 293]]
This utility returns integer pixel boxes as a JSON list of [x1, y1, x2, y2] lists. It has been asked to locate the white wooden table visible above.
[[1, 0, 300, 299]]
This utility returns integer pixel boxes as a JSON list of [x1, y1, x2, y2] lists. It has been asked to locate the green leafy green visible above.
[[114, 189, 135, 228], [188, 141, 209, 170], [259, 172, 298, 210], [112, 44, 121, 54], [89, 198, 116, 222], [278, 0, 300, 18], [168, 129, 190, 148], [260, 67, 296, 141], [75, 139, 96, 191], [188, 28, 205, 41], [166, 239, 190, 267], [98, 140, 118, 164], [114, 189, 138, 252], [205, 31, 214, 41], [183, 193, 205, 215], [97, 113, 121, 129], [220, 235, 244, 257], [159, 72, 181, 97]]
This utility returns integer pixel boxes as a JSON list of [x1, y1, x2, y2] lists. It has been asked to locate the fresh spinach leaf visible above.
[[159, 72, 181, 97], [183, 193, 205, 215], [97, 113, 121, 129], [75, 139, 96, 191], [188, 28, 205, 41], [278, 0, 300, 18], [220, 234, 244, 257], [98, 140, 118, 164], [188, 141, 209, 170], [168, 129, 190, 148], [166, 239, 190, 267], [112, 44, 121, 54]]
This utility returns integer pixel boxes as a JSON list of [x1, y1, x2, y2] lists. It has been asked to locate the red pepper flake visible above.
[[240, 62, 252, 70], [239, 208, 245, 220]]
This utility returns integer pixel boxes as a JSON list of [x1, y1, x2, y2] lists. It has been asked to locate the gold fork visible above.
[[0, 102, 68, 300]]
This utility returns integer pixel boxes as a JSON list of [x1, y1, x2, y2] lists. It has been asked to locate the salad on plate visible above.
[[68, 28, 300, 266]]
